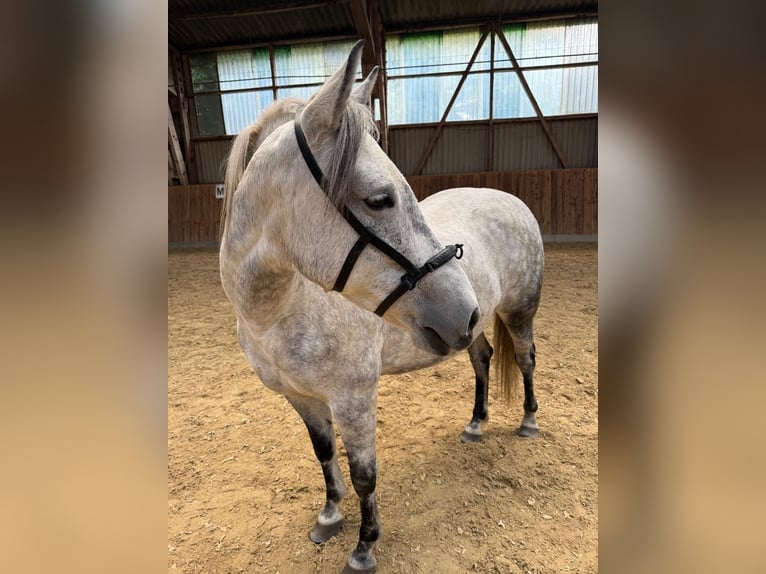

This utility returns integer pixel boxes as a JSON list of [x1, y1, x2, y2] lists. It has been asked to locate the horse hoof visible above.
[[341, 559, 376, 573], [516, 425, 538, 438], [460, 430, 483, 443], [310, 518, 343, 544]]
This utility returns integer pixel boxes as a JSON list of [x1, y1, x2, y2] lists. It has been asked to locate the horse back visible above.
[[420, 187, 544, 322]]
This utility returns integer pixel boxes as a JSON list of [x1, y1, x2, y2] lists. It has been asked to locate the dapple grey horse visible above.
[[219, 41, 543, 573]]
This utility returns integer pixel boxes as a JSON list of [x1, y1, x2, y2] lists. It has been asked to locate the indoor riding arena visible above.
[[169, 2, 598, 573]]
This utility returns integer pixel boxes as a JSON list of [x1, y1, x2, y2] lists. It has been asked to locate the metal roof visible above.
[[169, 0, 598, 51]]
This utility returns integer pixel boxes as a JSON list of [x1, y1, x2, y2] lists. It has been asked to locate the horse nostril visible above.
[[467, 307, 480, 333]]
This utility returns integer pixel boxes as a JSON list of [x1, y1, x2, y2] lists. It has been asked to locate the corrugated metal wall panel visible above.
[[389, 126, 436, 174], [170, 4, 356, 50], [550, 116, 598, 167], [192, 118, 596, 182], [379, 0, 597, 31], [493, 121, 560, 170], [389, 116, 596, 174], [195, 139, 232, 183], [424, 125, 488, 175]]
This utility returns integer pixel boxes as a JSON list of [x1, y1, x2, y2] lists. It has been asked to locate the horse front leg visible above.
[[333, 394, 380, 574], [285, 394, 347, 543], [461, 333, 493, 442]]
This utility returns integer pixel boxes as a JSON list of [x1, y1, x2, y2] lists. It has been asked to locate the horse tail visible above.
[[220, 122, 261, 240], [493, 314, 520, 402]]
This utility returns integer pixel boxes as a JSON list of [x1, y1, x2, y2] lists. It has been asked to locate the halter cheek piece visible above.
[[294, 110, 463, 317]]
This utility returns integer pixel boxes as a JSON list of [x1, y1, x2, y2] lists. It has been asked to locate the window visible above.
[[386, 17, 598, 125], [189, 40, 360, 136], [387, 29, 491, 124]]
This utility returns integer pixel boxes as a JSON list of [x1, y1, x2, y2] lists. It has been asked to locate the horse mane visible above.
[[219, 95, 378, 241], [220, 97, 304, 240]]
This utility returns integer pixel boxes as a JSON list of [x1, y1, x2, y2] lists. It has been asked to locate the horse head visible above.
[[224, 41, 480, 355]]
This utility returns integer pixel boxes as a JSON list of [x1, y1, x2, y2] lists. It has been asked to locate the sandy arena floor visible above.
[[168, 243, 597, 573]]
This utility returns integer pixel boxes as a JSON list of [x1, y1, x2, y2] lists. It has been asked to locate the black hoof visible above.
[[516, 425, 539, 438], [460, 430, 483, 443], [310, 519, 343, 544]]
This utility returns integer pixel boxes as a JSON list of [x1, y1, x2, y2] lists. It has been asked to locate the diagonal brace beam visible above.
[[414, 29, 490, 176], [496, 28, 569, 168]]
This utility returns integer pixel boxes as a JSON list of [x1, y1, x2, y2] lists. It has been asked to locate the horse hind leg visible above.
[[285, 395, 347, 543], [460, 333, 493, 443], [506, 318, 539, 438]]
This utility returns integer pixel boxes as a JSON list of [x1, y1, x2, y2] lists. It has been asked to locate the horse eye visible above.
[[364, 194, 394, 211]]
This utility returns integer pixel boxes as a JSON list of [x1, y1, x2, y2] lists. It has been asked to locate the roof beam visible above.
[[349, 0, 376, 61], [171, 0, 343, 22]]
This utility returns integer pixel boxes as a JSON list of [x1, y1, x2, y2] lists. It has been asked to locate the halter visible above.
[[294, 110, 464, 317]]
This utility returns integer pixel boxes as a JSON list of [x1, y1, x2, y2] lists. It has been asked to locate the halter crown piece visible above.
[[294, 110, 464, 317]]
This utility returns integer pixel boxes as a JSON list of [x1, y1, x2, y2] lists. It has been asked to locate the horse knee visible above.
[[348, 458, 377, 497]]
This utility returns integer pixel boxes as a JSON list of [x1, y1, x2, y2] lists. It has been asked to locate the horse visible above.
[[219, 41, 544, 574]]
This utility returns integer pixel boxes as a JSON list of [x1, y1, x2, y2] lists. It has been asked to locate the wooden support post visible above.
[[414, 29, 489, 176], [170, 46, 196, 182], [495, 28, 569, 169], [361, 0, 388, 154], [268, 44, 278, 100], [168, 148, 175, 185], [349, 0, 377, 73], [179, 52, 201, 182], [168, 102, 189, 185], [487, 24, 496, 172]]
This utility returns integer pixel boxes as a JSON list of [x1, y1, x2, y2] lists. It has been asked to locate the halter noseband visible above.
[[294, 110, 464, 317]]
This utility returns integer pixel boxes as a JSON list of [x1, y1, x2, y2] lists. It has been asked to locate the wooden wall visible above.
[[407, 168, 597, 236], [168, 184, 221, 243], [168, 168, 597, 244]]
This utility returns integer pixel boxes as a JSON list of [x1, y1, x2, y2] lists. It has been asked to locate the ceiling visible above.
[[169, 0, 598, 51]]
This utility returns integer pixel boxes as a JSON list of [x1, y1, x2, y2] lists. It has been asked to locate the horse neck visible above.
[[220, 186, 300, 331]]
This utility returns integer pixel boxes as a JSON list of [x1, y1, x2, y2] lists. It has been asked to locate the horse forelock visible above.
[[251, 96, 377, 211], [322, 100, 379, 212]]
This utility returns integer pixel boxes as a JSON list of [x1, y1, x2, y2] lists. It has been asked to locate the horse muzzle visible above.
[[417, 305, 480, 355]]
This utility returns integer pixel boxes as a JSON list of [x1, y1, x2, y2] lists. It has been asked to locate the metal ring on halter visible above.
[[294, 110, 465, 317]]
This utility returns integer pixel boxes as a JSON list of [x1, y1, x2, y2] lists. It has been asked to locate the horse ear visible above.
[[351, 66, 379, 108], [302, 40, 364, 133]]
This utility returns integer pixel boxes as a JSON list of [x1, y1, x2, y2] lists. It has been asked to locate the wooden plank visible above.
[[485, 172, 500, 191], [349, 0, 376, 63], [180, 54, 199, 182], [540, 170, 552, 235], [170, 47, 194, 183], [550, 171, 560, 235], [582, 168, 597, 234], [559, 170, 573, 234], [574, 169, 585, 234], [168, 103, 189, 185], [559, 169, 584, 235]]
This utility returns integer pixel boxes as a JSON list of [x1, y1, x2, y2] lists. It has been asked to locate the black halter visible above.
[[294, 110, 463, 317]]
